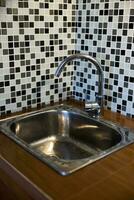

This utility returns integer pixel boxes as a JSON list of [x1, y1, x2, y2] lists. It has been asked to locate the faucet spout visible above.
[[55, 54, 104, 116]]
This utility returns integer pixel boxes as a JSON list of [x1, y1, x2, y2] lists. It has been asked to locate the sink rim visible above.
[[0, 104, 134, 176]]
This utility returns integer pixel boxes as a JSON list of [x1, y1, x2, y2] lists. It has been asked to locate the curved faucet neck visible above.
[[55, 54, 104, 109]]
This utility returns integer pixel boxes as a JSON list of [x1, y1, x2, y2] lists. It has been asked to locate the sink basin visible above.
[[0, 104, 134, 175]]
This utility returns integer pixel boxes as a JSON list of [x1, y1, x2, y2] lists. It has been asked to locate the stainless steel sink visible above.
[[0, 104, 134, 175]]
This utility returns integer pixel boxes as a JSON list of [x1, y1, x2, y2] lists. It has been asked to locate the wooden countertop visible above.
[[0, 100, 134, 200]]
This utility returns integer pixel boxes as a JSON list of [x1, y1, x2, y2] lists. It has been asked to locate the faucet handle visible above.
[[84, 91, 101, 117], [84, 101, 100, 118], [85, 101, 100, 110]]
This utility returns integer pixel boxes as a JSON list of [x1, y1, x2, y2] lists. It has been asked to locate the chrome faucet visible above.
[[55, 54, 104, 117]]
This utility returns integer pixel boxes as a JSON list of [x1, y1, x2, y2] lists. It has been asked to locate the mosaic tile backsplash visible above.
[[0, 0, 134, 118], [74, 0, 134, 118], [0, 0, 76, 115]]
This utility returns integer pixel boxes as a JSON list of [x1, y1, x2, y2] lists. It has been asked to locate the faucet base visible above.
[[84, 101, 100, 118]]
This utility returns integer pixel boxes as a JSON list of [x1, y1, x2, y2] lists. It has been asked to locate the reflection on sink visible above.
[[1, 104, 134, 175]]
